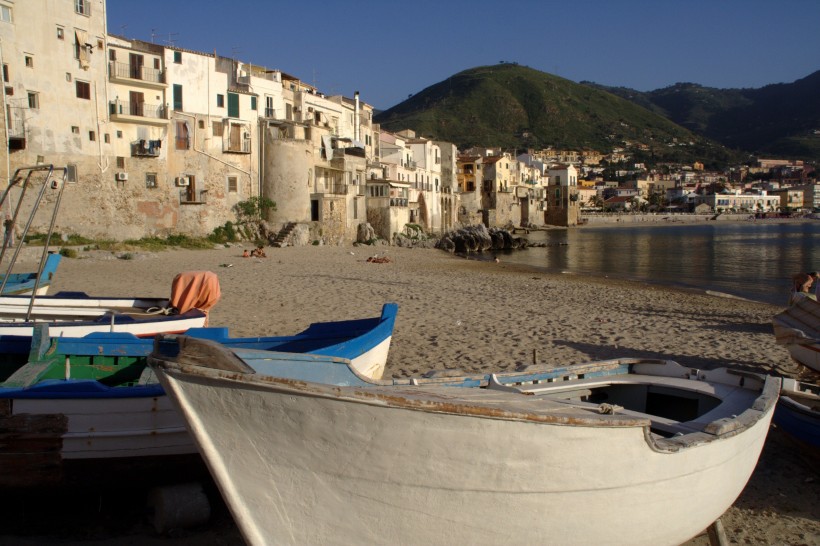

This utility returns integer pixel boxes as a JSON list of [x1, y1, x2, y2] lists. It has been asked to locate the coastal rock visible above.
[[436, 225, 528, 253], [356, 223, 377, 244]]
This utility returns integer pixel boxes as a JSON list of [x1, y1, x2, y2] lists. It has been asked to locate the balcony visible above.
[[110, 100, 169, 126], [324, 183, 347, 195], [390, 197, 408, 207], [7, 116, 25, 150], [223, 136, 251, 154], [180, 189, 208, 205], [108, 61, 167, 89], [131, 139, 162, 157]]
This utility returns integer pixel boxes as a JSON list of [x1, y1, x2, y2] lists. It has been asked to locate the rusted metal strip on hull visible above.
[[0, 400, 67, 487]]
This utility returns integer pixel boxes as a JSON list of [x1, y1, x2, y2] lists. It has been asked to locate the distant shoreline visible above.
[[576, 213, 817, 228]]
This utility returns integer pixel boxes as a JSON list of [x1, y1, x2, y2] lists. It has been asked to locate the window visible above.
[[57, 27, 64, 39], [104, 133, 110, 143], [173, 51, 181, 64], [71, 126, 79, 134], [227, 92, 239, 118], [116, 130, 123, 139], [75, 80, 90, 99], [250, 96, 257, 111], [153, 58, 160, 70], [66, 72, 72, 82], [146, 173, 157, 188], [75, 0, 90, 16], [173, 84, 183, 111], [0, 5, 11, 23], [212, 121, 223, 137], [175, 121, 190, 150], [66, 164, 78, 183], [116, 157, 125, 169], [180, 175, 198, 203], [89, 131, 95, 141], [227, 176, 238, 193], [216, 94, 224, 108], [109, 49, 116, 61], [24, 55, 33, 68], [2, 64, 7, 82], [27, 92, 39, 109]]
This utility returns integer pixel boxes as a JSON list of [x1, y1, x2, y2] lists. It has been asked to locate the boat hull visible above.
[[784, 343, 820, 373], [773, 379, 820, 452], [0, 305, 397, 485], [773, 297, 820, 372], [155, 368, 777, 546]]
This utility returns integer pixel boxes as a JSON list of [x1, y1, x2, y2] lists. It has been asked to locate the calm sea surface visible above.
[[473, 221, 820, 307]]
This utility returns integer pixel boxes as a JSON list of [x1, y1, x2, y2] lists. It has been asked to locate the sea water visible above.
[[473, 221, 820, 307]]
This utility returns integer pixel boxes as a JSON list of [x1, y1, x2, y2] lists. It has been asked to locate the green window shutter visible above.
[[173, 84, 183, 111], [227, 92, 239, 118]]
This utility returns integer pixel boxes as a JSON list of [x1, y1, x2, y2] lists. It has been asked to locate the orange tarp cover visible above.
[[170, 271, 221, 325]]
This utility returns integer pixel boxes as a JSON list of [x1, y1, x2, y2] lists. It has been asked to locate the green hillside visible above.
[[589, 71, 820, 162], [374, 64, 736, 165]]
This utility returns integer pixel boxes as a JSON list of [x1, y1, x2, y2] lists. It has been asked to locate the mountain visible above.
[[374, 64, 740, 166], [585, 71, 820, 162]]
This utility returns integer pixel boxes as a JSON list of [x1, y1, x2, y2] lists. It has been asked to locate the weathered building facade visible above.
[[2, 1, 459, 244]]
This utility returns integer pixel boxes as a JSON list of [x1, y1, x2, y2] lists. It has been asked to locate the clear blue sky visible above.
[[106, 0, 820, 111]]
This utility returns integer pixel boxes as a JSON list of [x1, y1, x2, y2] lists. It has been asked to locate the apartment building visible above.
[[1, 1, 458, 244]]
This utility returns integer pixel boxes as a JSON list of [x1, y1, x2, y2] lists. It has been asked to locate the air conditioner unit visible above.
[[307, 107, 314, 113], [116, 172, 128, 181], [293, 106, 301, 112], [175, 176, 190, 187]]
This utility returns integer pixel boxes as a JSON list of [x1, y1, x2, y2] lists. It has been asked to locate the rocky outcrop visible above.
[[356, 223, 377, 244], [436, 225, 528, 253]]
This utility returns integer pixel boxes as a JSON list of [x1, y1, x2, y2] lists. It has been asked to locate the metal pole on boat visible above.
[[30, 167, 68, 299], [0, 166, 36, 289]]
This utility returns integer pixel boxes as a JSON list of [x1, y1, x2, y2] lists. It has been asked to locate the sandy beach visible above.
[[2, 244, 818, 545]]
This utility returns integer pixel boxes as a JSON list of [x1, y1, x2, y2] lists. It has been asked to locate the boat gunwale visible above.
[[150, 347, 781, 453]]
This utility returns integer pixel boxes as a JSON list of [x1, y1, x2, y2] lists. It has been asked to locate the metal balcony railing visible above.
[[110, 100, 168, 120], [224, 137, 251, 153], [109, 61, 166, 84]]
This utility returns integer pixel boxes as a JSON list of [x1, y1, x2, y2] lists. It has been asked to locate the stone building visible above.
[[1, 1, 457, 244]]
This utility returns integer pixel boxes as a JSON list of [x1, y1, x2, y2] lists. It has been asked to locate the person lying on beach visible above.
[[788, 272, 817, 306]]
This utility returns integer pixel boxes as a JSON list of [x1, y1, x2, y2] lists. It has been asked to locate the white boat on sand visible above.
[[150, 338, 779, 546], [773, 296, 820, 372]]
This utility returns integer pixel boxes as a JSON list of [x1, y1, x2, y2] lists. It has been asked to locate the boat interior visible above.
[[486, 371, 762, 439]]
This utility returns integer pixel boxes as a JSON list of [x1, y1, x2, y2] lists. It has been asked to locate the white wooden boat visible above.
[[773, 296, 820, 372], [0, 304, 397, 487], [150, 339, 779, 546]]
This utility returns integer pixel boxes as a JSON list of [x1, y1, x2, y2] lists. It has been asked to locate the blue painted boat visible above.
[[0, 252, 61, 295], [773, 378, 820, 451], [0, 303, 397, 487]]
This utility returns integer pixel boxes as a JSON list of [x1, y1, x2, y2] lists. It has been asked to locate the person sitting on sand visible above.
[[251, 245, 267, 258], [242, 249, 250, 258], [788, 272, 817, 306]]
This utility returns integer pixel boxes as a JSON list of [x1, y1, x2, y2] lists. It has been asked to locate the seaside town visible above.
[[1, 1, 818, 247]]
